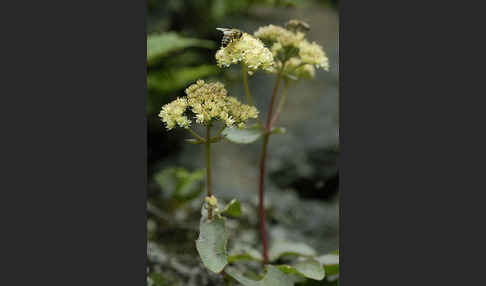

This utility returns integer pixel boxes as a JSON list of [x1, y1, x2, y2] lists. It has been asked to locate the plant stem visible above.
[[205, 124, 213, 219], [242, 65, 254, 107], [187, 128, 206, 142], [258, 64, 285, 265], [242, 65, 264, 127], [258, 132, 270, 264], [266, 64, 285, 130], [270, 79, 289, 127]]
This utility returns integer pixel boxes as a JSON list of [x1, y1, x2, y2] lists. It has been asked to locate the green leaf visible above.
[[222, 125, 264, 144], [228, 246, 263, 263], [222, 199, 242, 217], [225, 265, 295, 286], [275, 259, 324, 281], [196, 216, 229, 273], [147, 32, 215, 66], [269, 241, 316, 261], [148, 272, 169, 286], [315, 254, 339, 265], [294, 259, 325, 280], [316, 254, 339, 277]]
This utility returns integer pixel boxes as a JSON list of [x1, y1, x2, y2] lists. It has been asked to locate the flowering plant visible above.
[[158, 19, 337, 286]]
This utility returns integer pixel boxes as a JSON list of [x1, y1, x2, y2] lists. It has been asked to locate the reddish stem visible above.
[[258, 65, 284, 265], [258, 133, 270, 264]]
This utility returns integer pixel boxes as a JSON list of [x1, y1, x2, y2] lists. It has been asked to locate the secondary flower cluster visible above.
[[215, 33, 274, 75], [159, 80, 258, 130], [254, 22, 329, 78]]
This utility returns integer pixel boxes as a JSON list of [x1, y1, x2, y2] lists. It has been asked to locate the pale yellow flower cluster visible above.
[[298, 40, 329, 70], [158, 97, 191, 130], [254, 23, 329, 78], [215, 33, 274, 75], [159, 80, 258, 130], [284, 58, 316, 79], [254, 24, 304, 48]]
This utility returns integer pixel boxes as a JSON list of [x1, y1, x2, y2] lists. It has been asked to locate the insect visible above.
[[216, 28, 243, 47], [285, 20, 310, 32]]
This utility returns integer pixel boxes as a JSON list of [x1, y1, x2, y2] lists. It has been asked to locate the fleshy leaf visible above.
[[269, 241, 316, 261], [195, 216, 229, 273], [222, 125, 264, 144], [225, 265, 295, 286], [294, 259, 325, 280], [228, 246, 263, 263], [276, 259, 325, 281], [316, 254, 339, 277], [222, 199, 242, 217]]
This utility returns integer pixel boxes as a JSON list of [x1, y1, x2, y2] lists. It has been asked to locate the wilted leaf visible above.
[[222, 199, 242, 217], [222, 125, 264, 144], [269, 241, 316, 261], [147, 32, 214, 65], [196, 216, 228, 273]]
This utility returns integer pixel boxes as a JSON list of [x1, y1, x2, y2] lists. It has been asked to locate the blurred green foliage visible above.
[[153, 167, 204, 202], [147, 33, 215, 66], [146, 33, 219, 115]]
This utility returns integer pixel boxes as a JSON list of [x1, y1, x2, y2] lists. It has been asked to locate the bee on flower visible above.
[[215, 29, 275, 75]]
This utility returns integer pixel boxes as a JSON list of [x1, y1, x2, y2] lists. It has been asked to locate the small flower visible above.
[[284, 58, 316, 79], [298, 40, 329, 70], [205, 195, 218, 207], [158, 97, 190, 130], [254, 24, 304, 48], [254, 22, 329, 79], [215, 33, 274, 75], [159, 80, 259, 130]]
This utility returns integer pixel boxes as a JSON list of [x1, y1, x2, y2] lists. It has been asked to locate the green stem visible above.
[[205, 124, 213, 219], [187, 128, 206, 142], [214, 125, 226, 138], [242, 65, 264, 127], [242, 65, 254, 107]]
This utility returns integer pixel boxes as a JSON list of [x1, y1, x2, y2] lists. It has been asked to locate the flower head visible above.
[[298, 40, 329, 70], [215, 33, 274, 75], [254, 21, 329, 79], [254, 24, 304, 48], [159, 80, 259, 130], [158, 97, 190, 130]]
